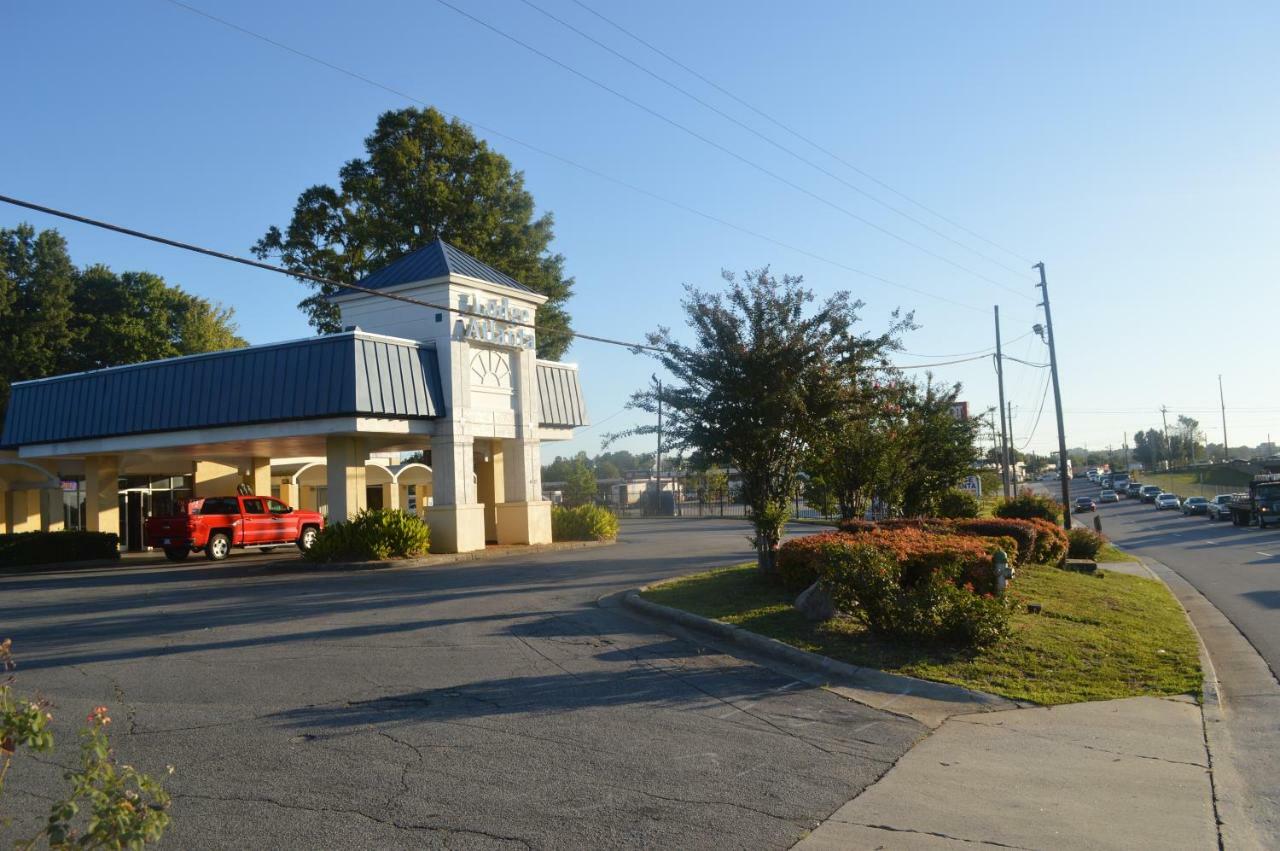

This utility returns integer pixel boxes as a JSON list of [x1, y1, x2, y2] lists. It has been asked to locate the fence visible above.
[[606, 496, 839, 521]]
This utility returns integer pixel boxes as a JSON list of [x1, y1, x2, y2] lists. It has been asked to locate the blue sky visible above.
[[5, 1, 1279, 462]]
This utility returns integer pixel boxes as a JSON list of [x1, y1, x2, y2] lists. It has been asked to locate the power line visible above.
[[893, 353, 993, 370], [0, 193, 666, 353], [568, 0, 1037, 267], [1017, 371, 1053, 452], [517, 0, 1030, 280], [156, 0, 999, 317], [431, 0, 1035, 301], [891, 328, 1036, 360]]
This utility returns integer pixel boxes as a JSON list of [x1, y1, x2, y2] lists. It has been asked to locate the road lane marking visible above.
[[1258, 552, 1274, 558]]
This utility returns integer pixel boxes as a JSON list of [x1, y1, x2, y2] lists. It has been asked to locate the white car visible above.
[[1099, 489, 1120, 503], [1155, 493, 1182, 510]]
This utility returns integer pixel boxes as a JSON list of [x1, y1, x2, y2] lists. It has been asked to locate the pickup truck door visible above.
[[265, 498, 298, 542], [239, 497, 273, 545]]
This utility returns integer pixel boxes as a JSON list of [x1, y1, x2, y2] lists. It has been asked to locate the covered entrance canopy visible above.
[[0, 239, 588, 553]]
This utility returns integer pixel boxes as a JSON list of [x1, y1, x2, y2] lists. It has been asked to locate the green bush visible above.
[[0, 531, 119, 570], [305, 509, 431, 562], [994, 492, 1064, 524], [950, 518, 1039, 566], [820, 538, 1011, 647], [551, 504, 619, 542], [936, 489, 981, 519], [777, 531, 850, 591], [1027, 518, 1069, 565], [1067, 527, 1105, 560]]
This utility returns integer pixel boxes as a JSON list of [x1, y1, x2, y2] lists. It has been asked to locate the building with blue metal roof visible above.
[[0, 240, 586, 554]]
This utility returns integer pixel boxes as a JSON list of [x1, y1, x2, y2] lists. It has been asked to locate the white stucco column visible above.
[[325, 436, 367, 523], [426, 434, 485, 553], [84, 455, 120, 538]]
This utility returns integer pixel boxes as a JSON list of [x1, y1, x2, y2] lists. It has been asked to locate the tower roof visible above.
[[355, 239, 534, 293]]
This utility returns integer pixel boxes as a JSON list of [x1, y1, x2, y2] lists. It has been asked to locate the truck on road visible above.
[[144, 494, 324, 562], [1227, 475, 1280, 529]]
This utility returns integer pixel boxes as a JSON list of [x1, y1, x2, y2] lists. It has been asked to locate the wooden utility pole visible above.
[[1034, 262, 1072, 529], [994, 306, 1012, 498]]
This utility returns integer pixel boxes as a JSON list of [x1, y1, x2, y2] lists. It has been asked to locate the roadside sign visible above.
[[960, 475, 982, 497]]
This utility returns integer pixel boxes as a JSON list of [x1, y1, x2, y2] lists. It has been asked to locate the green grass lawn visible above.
[[1095, 542, 1137, 562], [1140, 469, 1250, 498], [642, 561, 1200, 706]]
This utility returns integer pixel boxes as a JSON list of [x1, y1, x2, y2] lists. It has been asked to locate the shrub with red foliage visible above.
[[1026, 518, 1069, 565], [777, 531, 856, 591], [858, 527, 998, 595], [835, 518, 875, 535], [949, 518, 1039, 566]]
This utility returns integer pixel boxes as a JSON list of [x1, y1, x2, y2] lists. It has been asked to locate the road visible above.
[[1052, 477, 1280, 677], [0, 519, 922, 850]]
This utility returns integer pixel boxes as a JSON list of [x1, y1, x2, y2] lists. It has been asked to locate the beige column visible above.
[[426, 434, 485, 553], [0, 486, 8, 534], [475, 440, 505, 544], [382, 482, 399, 511], [84, 455, 120, 539], [325, 435, 367, 523], [10, 490, 41, 533], [495, 438, 552, 545], [193, 461, 240, 497], [397, 484, 411, 515], [278, 480, 295, 508], [245, 457, 271, 496], [40, 487, 65, 532]]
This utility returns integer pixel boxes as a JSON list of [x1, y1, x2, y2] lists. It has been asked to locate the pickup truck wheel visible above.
[[206, 532, 231, 561], [297, 526, 318, 553], [163, 547, 190, 562]]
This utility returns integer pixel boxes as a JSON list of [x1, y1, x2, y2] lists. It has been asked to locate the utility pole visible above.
[[1008, 401, 1016, 489], [1034, 262, 1072, 529], [1218, 375, 1229, 462], [652, 375, 663, 508], [994, 306, 1012, 498]]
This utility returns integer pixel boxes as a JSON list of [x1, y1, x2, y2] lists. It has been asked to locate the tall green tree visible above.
[[253, 107, 574, 359], [0, 224, 246, 422], [0, 225, 77, 414], [893, 378, 982, 516], [612, 268, 904, 572], [562, 459, 598, 507]]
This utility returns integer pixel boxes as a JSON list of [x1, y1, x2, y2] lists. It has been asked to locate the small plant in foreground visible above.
[[2, 639, 172, 849], [1067, 527, 1106, 560]]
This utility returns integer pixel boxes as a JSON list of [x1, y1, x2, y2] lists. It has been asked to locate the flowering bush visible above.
[[1, 638, 171, 848], [994, 492, 1064, 524], [551, 504, 619, 542], [950, 518, 1039, 566], [1027, 518, 1069, 565], [1067, 527, 1106, 560], [306, 508, 431, 562]]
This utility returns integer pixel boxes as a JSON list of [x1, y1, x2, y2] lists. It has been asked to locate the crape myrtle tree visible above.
[[253, 107, 574, 359], [612, 268, 905, 573], [804, 378, 908, 521], [893, 377, 982, 516]]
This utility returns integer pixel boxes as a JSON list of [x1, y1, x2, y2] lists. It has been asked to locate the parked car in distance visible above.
[[1099, 489, 1120, 503], [1140, 485, 1163, 503], [144, 494, 324, 562], [1125, 482, 1144, 498], [1074, 496, 1097, 512], [1181, 496, 1210, 516], [1155, 493, 1182, 510], [1206, 494, 1239, 521]]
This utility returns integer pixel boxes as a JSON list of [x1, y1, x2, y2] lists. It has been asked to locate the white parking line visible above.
[[1257, 552, 1273, 558]]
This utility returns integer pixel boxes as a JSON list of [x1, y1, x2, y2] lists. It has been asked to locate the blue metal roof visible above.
[[0, 333, 445, 448], [536, 361, 589, 428], [355, 239, 534, 293]]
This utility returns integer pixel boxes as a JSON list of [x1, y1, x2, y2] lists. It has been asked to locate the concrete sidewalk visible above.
[[797, 695, 1216, 850]]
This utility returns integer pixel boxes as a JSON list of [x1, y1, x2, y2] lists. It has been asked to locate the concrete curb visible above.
[[325, 539, 614, 571], [620, 587, 1019, 728]]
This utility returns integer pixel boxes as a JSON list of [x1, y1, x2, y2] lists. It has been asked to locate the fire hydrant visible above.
[[993, 549, 1014, 597]]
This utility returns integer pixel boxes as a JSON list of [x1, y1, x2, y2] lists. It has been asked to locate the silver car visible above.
[[1206, 494, 1240, 521], [1155, 493, 1182, 510]]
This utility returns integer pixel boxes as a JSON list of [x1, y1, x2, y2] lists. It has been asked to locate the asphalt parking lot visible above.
[[0, 519, 923, 849]]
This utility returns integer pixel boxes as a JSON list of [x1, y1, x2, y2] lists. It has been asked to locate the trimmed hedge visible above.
[[551, 504, 619, 542], [1067, 527, 1106, 560], [0, 532, 120, 570], [305, 509, 430, 563], [778, 531, 849, 591], [936, 489, 981, 519], [950, 518, 1039, 566], [821, 537, 1012, 647], [995, 492, 1065, 524], [1027, 518, 1069, 565]]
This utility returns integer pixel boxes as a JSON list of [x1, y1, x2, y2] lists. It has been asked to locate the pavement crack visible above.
[[598, 782, 803, 825], [951, 717, 1208, 768], [843, 821, 1036, 849]]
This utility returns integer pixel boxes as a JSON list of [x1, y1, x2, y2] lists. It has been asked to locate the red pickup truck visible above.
[[144, 495, 324, 562]]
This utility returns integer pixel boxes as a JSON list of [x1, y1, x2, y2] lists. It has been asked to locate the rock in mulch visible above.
[[795, 580, 837, 621]]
